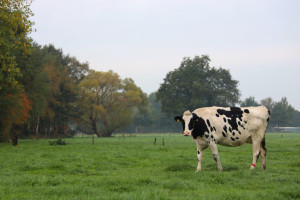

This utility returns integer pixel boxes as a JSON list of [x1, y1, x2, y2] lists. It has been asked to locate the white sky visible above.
[[30, 0, 300, 110]]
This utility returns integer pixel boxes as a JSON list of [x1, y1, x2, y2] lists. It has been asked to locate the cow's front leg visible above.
[[196, 148, 203, 173], [209, 143, 223, 171]]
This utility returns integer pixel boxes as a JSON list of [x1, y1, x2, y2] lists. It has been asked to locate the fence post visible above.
[[154, 137, 157, 145], [92, 135, 94, 145]]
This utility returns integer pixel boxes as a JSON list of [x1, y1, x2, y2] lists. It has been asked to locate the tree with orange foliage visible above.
[[0, 92, 32, 142], [77, 70, 148, 137]]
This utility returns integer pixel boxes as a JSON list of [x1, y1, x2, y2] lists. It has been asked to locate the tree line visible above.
[[1, 0, 299, 143], [127, 56, 299, 134]]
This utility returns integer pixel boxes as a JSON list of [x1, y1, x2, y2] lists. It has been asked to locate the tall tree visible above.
[[271, 97, 294, 131], [77, 70, 148, 137], [260, 97, 275, 111], [16, 44, 50, 138], [240, 96, 260, 107], [157, 55, 240, 115], [0, 0, 34, 142], [0, 0, 33, 90]]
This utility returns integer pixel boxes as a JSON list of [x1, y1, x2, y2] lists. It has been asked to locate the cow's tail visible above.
[[262, 108, 270, 163], [266, 108, 271, 129]]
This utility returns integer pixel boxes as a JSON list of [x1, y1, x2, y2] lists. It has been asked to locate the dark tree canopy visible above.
[[240, 96, 260, 107], [157, 55, 240, 115], [271, 97, 295, 128]]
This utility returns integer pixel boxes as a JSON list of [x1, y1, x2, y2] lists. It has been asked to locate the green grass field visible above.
[[0, 133, 299, 200]]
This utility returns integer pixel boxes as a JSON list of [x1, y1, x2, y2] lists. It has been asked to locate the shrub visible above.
[[49, 137, 67, 146]]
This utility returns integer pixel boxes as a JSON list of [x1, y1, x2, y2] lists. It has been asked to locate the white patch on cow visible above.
[[182, 110, 193, 136]]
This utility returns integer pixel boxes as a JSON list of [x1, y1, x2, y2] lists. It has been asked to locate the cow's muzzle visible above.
[[183, 131, 190, 136]]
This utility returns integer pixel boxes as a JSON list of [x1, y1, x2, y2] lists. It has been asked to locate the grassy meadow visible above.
[[0, 133, 299, 200]]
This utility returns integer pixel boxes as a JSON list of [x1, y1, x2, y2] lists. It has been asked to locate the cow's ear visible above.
[[174, 116, 182, 122], [192, 113, 199, 122]]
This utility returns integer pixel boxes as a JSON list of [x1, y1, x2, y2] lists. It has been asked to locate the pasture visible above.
[[0, 133, 299, 200]]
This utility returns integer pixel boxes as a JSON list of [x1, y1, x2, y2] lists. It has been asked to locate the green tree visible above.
[[77, 70, 148, 137], [290, 110, 300, 127], [260, 97, 275, 111], [0, 0, 33, 90], [16, 44, 50, 138], [24, 45, 89, 138], [157, 55, 240, 115], [0, 0, 34, 142], [127, 92, 178, 133], [240, 96, 260, 107], [271, 97, 294, 131]]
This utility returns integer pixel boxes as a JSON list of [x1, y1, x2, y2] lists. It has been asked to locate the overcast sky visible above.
[[30, 0, 300, 110]]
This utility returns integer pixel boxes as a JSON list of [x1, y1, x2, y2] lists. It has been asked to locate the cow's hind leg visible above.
[[209, 143, 223, 171], [260, 138, 267, 169], [250, 138, 261, 170]]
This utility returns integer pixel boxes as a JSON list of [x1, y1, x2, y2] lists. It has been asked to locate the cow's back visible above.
[[193, 106, 270, 146]]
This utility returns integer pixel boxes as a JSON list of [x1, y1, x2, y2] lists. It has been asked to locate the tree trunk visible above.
[[91, 119, 102, 137], [36, 116, 40, 140], [12, 128, 18, 146]]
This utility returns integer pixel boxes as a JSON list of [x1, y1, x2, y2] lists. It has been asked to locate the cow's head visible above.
[[174, 110, 199, 136]]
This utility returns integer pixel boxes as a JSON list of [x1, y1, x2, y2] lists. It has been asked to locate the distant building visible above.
[[271, 127, 300, 133]]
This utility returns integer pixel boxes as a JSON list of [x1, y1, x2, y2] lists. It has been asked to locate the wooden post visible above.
[[154, 137, 157, 145]]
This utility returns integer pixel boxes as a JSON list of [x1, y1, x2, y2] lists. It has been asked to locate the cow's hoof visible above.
[[250, 166, 255, 170], [218, 168, 223, 171]]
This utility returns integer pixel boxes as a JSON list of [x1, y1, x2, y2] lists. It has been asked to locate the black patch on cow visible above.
[[216, 114, 219, 117], [206, 119, 211, 127], [213, 127, 216, 131], [267, 118, 270, 122], [230, 137, 235, 141], [217, 107, 245, 132], [174, 115, 183, 122], [222, 132, 226, 137], [238, 121, 241, 126], [232, 132, 235, 136], [210, 135, 214, 139], [223, 125, 227, 133], [268, 109, 271, 115], [197, 150, 200, 154], [238, 130, 241, 135], [229, 127, 232, 132], [223, 117, 226, 122], [261, 138, 266, 153], [244, 109, 249, 113], [236, 137, 239, 140], [180, 120, 185, 132], [210, 127, 214, 132], [188, 118, 195, 131], [205, 134, 209, 138], [244, 121, 247, 124], [191, 114, 209, 139]]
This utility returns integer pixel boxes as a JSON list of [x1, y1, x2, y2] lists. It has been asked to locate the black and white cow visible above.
[[174, 106, 270, 172]]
